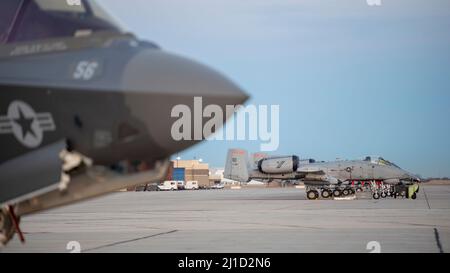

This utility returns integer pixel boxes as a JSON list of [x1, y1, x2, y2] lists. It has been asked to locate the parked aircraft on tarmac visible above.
[[224, 149, 420, 200]]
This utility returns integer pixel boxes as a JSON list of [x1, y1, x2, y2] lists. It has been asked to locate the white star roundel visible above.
[[0, 100, 56, 148]]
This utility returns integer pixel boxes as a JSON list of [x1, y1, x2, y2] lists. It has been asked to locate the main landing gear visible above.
[[306, 190, 319, 200], [306, 185, 356, 200], [305, 181, 419, 200]]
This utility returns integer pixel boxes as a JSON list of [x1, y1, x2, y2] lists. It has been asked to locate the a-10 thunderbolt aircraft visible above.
[[224, 149, 420, 200], [0, 0, 247, 245]]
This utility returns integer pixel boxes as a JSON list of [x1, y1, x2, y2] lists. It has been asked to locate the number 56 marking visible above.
[[73, 61, 99, 80]]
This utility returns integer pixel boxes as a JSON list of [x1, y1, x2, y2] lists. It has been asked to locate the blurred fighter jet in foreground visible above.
[[225, 149, 420, 200], [0, 0, 247, 245]]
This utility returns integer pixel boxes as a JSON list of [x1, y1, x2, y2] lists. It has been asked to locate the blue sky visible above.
[[100, 0, 450, 177]]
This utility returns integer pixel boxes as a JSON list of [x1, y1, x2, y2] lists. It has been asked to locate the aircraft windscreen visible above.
[[1, 0, 122, 44], [364, 156, 401, 169], [375, 157, 400, 169], [377, 157, 401, 169]]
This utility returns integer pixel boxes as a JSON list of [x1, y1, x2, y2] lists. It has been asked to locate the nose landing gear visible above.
[[369, 181, 420, 200], [0, 206, 24, 246]]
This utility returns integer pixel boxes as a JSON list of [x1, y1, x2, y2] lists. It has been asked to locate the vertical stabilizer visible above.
[[224, 149, 250, 182]]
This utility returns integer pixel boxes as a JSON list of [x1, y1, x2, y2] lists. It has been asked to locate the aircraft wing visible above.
[[296, 165, 326, 174], [16, 159, 170, 216], [296, 166, 339, 184], [0, 140, 66, 206]]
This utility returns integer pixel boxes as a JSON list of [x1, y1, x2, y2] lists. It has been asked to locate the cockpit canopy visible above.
[[0, 0, 122, 44], [364, 156, 401, 169]]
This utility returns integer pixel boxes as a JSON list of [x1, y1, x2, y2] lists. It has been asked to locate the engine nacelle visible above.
[[258, 156, 299, 174]]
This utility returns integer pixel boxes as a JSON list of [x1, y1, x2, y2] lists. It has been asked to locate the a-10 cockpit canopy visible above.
[[0, 0, 122, 44], [364, 156, 401, 169]]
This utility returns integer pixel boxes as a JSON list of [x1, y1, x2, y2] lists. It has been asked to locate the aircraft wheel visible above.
[[372, 192, 380, 200], [342, 189, 349, 196], [381, 192, 387, 198], [332, 189, 341, 197], [321, 190, 331, 199], [307, 190, 319, 200], [411, 192, 417, 200]]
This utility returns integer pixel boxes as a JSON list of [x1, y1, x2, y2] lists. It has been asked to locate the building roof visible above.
[[172, 159, 209, 169]]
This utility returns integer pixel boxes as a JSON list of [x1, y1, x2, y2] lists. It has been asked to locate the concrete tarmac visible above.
[[2, 185, 450, 253]]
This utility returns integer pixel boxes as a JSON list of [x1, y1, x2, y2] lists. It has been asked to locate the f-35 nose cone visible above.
[[122, 50, 247, 99], [120, 49, 248, 159]]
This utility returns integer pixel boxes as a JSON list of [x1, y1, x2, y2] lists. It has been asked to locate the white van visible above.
[[176, 181, 185, 190], [185, 180, 199, 190], [158, 181, 178, 191]]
